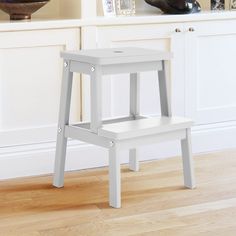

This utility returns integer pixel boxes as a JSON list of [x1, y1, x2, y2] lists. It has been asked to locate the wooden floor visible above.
[[1, 150, 236, 236]]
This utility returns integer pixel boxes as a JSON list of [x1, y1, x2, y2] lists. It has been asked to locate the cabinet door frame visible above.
[[82, 23, 185, 121], [184, 20, 236, 125], [0, 28, 80, 147]]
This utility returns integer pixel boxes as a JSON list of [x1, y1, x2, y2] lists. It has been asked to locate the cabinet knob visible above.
[[189, 27, 195, 32], [175, 28, 181, 33]]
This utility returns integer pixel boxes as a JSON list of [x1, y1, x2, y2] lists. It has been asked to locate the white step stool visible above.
[[53, 47, 196, 208]]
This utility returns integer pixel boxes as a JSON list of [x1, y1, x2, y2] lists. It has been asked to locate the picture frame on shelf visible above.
[[116, 0, 135, 16], [211, 0, 225, 10], [230, 0, 236, 10], [102, 0, 116, 17]]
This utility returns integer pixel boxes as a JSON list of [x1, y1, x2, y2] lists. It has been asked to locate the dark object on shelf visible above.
[[211, 0, 225, 11], [145, 0, 201, 14], [0, 0, 50, 20]]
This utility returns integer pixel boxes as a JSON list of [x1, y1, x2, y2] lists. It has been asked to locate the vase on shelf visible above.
[[0, 0, 50, 20]]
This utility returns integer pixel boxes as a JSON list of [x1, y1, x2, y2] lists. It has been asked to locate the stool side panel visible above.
[[99, 55, 171, 65], [61, 48, 172, 65]]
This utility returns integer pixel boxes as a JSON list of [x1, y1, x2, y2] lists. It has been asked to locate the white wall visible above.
[[60, 0, 81, 18]]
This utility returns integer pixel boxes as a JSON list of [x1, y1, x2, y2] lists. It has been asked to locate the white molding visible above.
[[1, 121, 236, 180], [0, 140, 109, 180], [0, 125, 56, 147]]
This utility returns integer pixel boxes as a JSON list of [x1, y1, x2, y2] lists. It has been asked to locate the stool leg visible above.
[[109, 145, 121, 208], [53, 60, 73, 188], [129, 73, 140, 171], [181, 128, 196, 189], [90, 65, 102, 133], [129, 149, 139, 172], [158, 60, 172, 116]]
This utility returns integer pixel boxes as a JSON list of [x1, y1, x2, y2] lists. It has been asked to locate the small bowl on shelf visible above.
[[0, 0, 50, 20]]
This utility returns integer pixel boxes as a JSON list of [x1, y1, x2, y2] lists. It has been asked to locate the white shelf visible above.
[[0, 11, 235, 32], [0, 0, 233, 30]]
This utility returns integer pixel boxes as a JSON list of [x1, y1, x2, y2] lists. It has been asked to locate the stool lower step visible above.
[[98, 116, 193, 140]]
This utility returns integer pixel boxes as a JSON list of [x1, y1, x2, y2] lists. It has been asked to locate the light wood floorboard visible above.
[[0, 149, 236, 235]]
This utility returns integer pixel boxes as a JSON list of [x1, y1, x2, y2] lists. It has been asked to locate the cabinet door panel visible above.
[[185, 21, 236, 125], [96, 24, 184, 118], [0, 28, 80, 146]]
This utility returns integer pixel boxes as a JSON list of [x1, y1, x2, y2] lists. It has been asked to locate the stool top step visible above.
[[61, 48, 172, 65], [98, 116, 193, 140]]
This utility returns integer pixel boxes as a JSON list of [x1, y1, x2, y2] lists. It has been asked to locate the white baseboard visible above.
[[1, 122, 236, 180]]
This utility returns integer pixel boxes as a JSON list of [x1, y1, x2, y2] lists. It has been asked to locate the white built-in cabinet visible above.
[[1, 13, 236, 180], [0, 28, 81, 147], [184, 20, 236, 125]]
